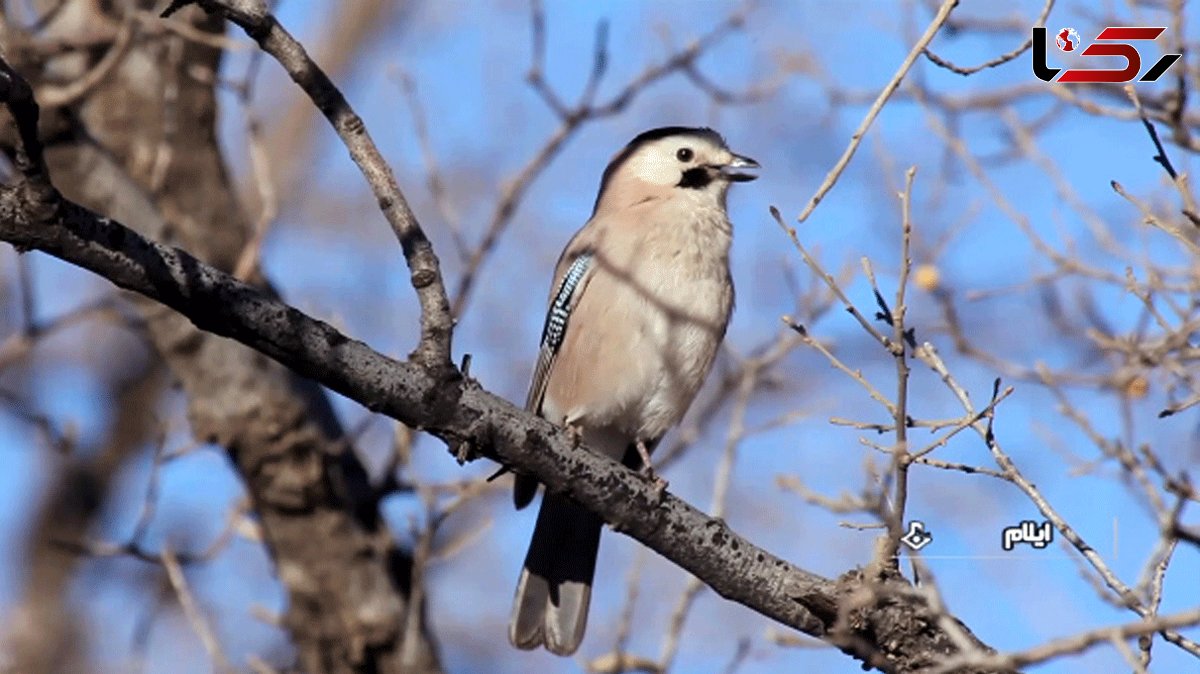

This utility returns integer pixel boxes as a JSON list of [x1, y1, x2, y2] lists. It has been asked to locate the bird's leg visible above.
[[635, 440, 668, 502]]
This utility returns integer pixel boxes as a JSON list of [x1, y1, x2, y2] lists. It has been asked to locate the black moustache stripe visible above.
[[678, 166, 713, 189]]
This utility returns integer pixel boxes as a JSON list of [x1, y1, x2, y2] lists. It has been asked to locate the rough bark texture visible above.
[[1, 3, 442, 672]]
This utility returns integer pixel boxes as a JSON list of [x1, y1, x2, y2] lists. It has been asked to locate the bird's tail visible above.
[[508, 491, 603, 656]]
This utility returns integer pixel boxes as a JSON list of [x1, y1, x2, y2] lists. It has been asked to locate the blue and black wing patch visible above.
[[542, 253, 592, 352], [524, 252, 593, 414]]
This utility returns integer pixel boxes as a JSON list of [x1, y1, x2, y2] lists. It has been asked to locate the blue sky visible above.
[[1, 1, 1198, 672]]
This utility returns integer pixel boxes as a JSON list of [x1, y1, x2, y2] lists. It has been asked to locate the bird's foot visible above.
[[648, 474, 668, 503], [565, 422, 585, 448], [636, 440, 668, 503]]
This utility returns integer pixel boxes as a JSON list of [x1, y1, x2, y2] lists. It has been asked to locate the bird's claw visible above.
[[566, 422, 584, 448]]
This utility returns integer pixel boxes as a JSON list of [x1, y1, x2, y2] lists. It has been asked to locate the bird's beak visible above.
[[721, 153, 759, 182]]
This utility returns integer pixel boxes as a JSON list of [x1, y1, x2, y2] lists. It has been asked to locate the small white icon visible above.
[[900, 520, 933, 551], [1002, 520, 1054, 551]]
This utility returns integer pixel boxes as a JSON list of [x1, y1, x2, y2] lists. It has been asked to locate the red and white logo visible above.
[[1055, 27, 1080, 51], [1033, 26, 1182, 83]]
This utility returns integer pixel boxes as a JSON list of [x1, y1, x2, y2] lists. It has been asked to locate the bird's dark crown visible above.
[[625, 126, 726, 148]]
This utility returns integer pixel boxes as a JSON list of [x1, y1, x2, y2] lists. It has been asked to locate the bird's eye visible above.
[[676, 148, 694, 162]]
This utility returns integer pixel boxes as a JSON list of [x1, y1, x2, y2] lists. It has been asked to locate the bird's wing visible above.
[[525, 249, 595, 415]]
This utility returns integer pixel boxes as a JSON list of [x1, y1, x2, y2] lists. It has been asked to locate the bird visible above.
[[508, 126, 758, 656]]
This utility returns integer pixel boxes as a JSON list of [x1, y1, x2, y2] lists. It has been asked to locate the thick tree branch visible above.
[[163, 0, 452, 369]]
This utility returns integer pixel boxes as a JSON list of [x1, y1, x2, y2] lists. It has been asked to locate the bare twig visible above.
[[796, 0, 958, 222], [876, 166, 917, 569], [921, 0, 1054, 76], [927, 607, 1200, 673], [162, 545, 233, 673]]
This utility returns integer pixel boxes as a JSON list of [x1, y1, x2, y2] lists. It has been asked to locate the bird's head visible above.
[[594, 127, 758, 213]]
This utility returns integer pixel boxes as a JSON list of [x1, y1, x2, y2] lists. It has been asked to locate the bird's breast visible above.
[[613, 218, 733, 439]]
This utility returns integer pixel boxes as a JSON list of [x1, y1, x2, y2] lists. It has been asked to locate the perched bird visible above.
[[509, 126, 758, 655]]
